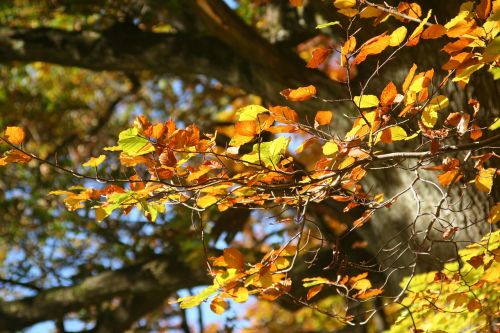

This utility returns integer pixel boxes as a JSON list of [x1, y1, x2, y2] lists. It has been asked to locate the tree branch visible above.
[[0, 255, 207, 331]]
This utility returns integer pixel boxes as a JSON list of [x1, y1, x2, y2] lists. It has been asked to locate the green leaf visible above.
[[103, 191, 137, 216], [241, 136, 290, 168], [117, 128, 155, 156], [178, 285, 219, 309], [316, 21, 341, 29], [353, 95, 379, 108]]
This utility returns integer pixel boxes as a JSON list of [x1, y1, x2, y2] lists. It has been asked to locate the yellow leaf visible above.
[[334, 0, 356, 9], [475, 168, 496, 193], [4, 126, 25, 145], [352, 278, 372, 291], [353, 95, 379, 108], [426, 95, 449, 113], [230, 287, 249, 303], [197, 195, 219, 208], [489, 202, 500, 224], [389, 26, 408, 46], [488, 117, 500, 130], [407, 10, 432, 46], [421, 108, 438, 128], [210, 297, 227, 315], [322, 141, 338, 155], [82, 155, 106, 167], [95, 207, 107, 222], [375, 126, 408, 143]]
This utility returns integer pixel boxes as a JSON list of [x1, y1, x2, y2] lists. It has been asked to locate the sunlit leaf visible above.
[[241, 136, 290, 168], [223, 248, 245, 271], [118, 128, 155, 156], [353, 95, 379, 108], [315, 21, 341, 29], [380, 81, 397, 106], [352, 34, 391, 65], [306, 47, 332, 68], [4, 127, 25, 145], [375, 126, 408, 144], [475, 168, 496, 193], [210, 297, 227, 315], [489, 117, 500, 130], [306, 285, 323, 300], [407, 10, 432, 46], [82, 155, 106, 167], [389, 26, 407, 46], [197, 195, 219, 208], [334, 0, 356, 9], [280, 85, 317, 102], [322, 141, 338, 155], [178, 285, 218, 309], [488, 202, 500, 224], [314, 111, 333, 128]]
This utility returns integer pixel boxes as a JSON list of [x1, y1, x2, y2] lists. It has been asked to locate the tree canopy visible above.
[[0, 0, 499, 332]]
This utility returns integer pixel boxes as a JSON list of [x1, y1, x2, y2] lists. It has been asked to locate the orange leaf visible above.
[[223, 248, 245, 271], [421, 24, 447, 39], [280, 85, 317, 102], [356, 288, 383, 299], [314, 111, 333, 128], [352, 34, 390, 66], [269, 106, 298, 124], [235, 120, 257, 137], [306, 47, 332, 68], [3, 150, 32, 164], [210, 297, 228, 315], [341, 36, 357, 66], [476, 0, 492, 20], [402, 64, 418, 93], [289, 0, 303, 7], [4, 126, 25, 145], [470, 124, 482, 140], [438, 169, 462, 187], [306, 285, 323, 300], [407, 10, 431, 47], [380, 81, 397, 106]]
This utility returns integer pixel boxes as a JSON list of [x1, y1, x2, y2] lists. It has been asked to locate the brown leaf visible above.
[[442, 226, 459, 240], [223, 248, 245, 271], [306, 47, 332, 68]]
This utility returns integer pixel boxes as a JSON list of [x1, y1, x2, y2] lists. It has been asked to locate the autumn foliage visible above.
[[1, 0, 499, 332]]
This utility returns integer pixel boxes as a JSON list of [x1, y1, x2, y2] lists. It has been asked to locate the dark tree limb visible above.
[[0, 255, 208, 331]]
